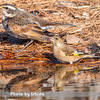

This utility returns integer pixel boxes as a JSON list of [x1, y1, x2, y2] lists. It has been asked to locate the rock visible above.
[[66, 34, 83, 44]]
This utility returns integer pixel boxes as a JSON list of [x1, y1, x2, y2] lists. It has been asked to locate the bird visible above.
[[50, 36, 99, 64], [0, 3, 76, 52], [49, 68, 85, 91]]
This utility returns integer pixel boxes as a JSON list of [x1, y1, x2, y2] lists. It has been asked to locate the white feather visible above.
[[75, 50, 84, 54], [6, 5, 16, 10]]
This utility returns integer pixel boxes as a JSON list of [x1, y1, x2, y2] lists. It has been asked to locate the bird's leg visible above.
[[16, 40, 34, 52], [51, 67, 57, 91], [76, 58, 84, 64]]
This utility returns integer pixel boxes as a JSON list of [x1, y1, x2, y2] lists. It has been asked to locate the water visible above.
[[0, 63, 100, 100]]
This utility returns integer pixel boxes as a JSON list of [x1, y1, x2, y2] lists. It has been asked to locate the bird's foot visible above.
[[15, 40, 34, 52]]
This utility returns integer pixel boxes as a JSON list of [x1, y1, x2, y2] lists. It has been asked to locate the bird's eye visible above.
[[55, 38, 58, 40], [5, 7, 8, 9]]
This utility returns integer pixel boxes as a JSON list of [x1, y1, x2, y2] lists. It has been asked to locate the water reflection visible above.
[[0, 62, 100, 100]]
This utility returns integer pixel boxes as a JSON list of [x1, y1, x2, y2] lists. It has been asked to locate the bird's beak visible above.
[[50, 37, 54, 42], [0, 6, 3, 9]]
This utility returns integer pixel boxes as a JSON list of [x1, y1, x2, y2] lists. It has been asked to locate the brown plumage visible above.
[[0, 4, 76, 52], [50, 36, 99, 64]]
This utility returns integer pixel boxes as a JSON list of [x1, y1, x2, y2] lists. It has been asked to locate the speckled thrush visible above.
[[0, 3, 76, 52]]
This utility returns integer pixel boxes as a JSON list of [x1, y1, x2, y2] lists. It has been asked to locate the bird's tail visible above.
[[54, 22, 77, 27], [83, 55, 100, 58]]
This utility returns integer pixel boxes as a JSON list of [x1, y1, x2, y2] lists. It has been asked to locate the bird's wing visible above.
[[61, 46, 85, 56], [61, 46, 76, 56], [7, 18, 50, 42], [30, 14, 76, 32], [16, 11, 76, 32]]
